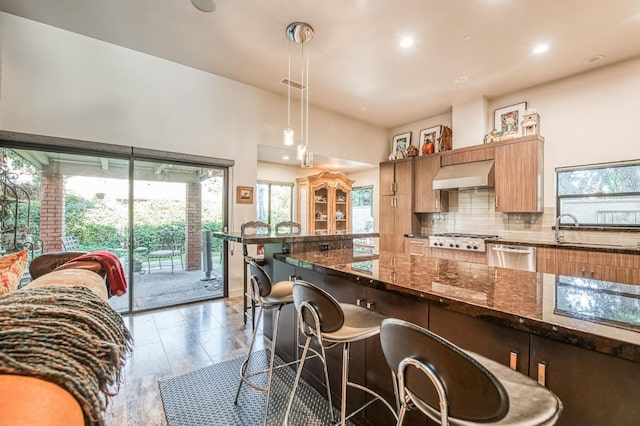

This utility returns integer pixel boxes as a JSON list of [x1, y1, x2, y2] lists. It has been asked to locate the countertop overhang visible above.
[[212, 231, 378, 244], [275, 249, 640, 363]]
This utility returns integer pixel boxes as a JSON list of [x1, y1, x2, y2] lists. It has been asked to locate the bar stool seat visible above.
[[380, 318, 562, 426], [285, 280, 397, 425], [240, 221, 270, 328]]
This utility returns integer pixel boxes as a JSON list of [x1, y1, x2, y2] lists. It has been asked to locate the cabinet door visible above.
[[364, 287, 429, 426], [429, 304, 530, 375], [380, 162, 395, 196], [333, 185, 350, 234], [379, 195, 396, 252], [494, 139, 543, 212], [311, 184, 330, 235], [414, 155, 448, 212], [530, 335, 640, 426], [394, 159, 413, 195]]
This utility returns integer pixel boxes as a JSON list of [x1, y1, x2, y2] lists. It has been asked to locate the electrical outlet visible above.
[[319, 243, 329, 251]]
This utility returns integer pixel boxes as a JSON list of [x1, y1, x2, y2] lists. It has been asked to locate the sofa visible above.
[[0, 250, 131, 426]]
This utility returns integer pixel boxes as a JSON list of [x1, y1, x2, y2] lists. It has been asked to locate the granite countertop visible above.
[[212, 231, 378, 244], [404, 233, 640, 254], [275, 249, 640, 362]]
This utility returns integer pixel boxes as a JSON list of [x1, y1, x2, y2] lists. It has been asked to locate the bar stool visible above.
[[284, 280, 398, 426], [234, 260, 295, 426], [274, 220, 302, 236], [241, 220, 270, 328], [380, 318, 563, 425]]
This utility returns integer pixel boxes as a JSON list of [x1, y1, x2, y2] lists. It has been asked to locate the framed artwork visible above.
[[419, 126, 441, 156], [391, 132, 412, 159], [236, 186, 254, 204], [494, 102, 527, 138]]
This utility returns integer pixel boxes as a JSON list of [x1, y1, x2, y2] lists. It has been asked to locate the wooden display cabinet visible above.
[[297, 171, 352, 236]]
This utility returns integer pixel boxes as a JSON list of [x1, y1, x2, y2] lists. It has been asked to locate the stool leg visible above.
[[262, 305, 282, 426], [234, 304, 264, 404], [340, 342, 351, 426], [284, 335, 312, 425]]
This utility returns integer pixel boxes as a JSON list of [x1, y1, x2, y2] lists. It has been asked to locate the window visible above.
[[352, 186, 374, 252], [256, 181, 294, 225], [556, 161, 640, 227]]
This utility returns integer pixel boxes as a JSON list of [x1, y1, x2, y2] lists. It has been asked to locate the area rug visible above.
[[159, 349, 346, 425]]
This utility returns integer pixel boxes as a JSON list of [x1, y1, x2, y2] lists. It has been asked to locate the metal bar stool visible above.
[[380, 318, 563, 425], [234, 260, 295, 426], [284, 280, 398, 426], [240, 221, 270, 328]]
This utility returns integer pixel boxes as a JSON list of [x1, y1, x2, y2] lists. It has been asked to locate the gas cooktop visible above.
[[428, 233, 500, 252]]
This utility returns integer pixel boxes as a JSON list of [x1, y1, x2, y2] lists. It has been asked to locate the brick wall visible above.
[[185, 182, 202, 271], [40, 171, 64, 252]]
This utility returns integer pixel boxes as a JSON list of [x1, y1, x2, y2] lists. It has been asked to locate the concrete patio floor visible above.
[[108, 262, 224, 313]]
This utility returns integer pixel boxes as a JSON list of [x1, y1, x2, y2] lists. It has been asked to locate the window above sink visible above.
[[556, 160, 640, 229]]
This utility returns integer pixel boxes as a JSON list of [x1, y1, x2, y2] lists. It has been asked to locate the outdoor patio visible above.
[[108, 261, 224, 312]]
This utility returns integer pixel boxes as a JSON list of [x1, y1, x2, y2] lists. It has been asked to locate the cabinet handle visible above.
[[495, 195, 499, 208], [409, 240, 424, 246], [435, 197, 439, 210], [509, 351, 518, 371], [366, 301, 375, 310], [393, 182, 398, 193], [590, 271, 595, 278], [581, 269, 586, 277], [411, 252, 425, 256], [356, 298, 364, 307], [537, 362, 547, 387]]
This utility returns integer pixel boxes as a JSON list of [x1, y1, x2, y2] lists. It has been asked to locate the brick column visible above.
[[40, 170, 64, 252], [185, 182, 202, 271]]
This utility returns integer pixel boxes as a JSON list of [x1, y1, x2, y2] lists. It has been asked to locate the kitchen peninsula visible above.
[[269, 249, 640, 426]]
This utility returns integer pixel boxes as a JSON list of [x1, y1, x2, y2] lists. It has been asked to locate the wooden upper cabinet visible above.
[[440, 145, 494, 166], [494, 135, 544, 212], [414, 155, 448, 213], [296, 171, 352, 235], [379, 158, 418, 253]]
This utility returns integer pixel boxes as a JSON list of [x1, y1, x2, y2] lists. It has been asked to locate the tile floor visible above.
[[104, 297, 261, 425]]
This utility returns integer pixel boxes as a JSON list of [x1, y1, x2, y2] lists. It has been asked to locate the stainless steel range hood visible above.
[[432, 159, 495, 190]]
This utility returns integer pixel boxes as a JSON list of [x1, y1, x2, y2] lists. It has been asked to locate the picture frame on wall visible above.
[[419, 126, 441, 156], [494, 102, 527, 138], [391, 132, 412, 160], [236, 186, 254, 204]]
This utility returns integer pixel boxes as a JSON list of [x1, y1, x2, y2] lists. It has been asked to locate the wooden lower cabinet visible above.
[[428, 304, 529, 375], [537, 247, 640, 285], [530, 335, 640, 426], [363, 286, 429, 426]]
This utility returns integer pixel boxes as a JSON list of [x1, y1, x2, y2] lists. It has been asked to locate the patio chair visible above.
[[59, 236, 80, 251], [145, 231, 184, 273]]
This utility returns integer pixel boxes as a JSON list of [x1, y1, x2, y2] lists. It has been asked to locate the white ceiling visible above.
[[1, 0, 640, 170]]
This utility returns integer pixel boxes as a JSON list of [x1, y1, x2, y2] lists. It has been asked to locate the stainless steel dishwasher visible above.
[[487, 244, 537, 272]]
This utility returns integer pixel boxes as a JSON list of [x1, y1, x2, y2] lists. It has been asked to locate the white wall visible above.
[[0, 12, 389, 297]]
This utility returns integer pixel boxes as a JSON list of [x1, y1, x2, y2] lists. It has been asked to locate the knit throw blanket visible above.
[[0, 285, 132, 426], [70, 251, 128, 296]]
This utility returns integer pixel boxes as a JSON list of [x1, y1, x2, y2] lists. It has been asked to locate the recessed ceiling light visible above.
[[532, 44, 549, 54], [400, 37, 414, 48], [584, 54, 605, 65], [463, 35, 473, 41], [454, 76, 468, 84]]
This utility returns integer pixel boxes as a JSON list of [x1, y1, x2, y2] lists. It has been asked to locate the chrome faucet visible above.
[[554, 214, 579, 243]]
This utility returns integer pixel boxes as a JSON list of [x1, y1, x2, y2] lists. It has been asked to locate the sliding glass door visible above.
[[129, 159, 226, 311], [2, 142, 228, 314]]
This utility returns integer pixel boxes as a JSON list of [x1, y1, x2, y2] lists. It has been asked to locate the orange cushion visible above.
[[0, 249, 29, 296]]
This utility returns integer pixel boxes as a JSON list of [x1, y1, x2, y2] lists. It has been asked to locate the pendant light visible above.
[[284, 22, 314, 168]]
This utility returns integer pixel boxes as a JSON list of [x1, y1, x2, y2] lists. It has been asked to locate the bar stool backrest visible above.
[[292, 281, 344, 333], [248, 260, 273, 298], [275, 221, 302, 236], [241, 221, 270, 236], [380, 318, 509, 423]]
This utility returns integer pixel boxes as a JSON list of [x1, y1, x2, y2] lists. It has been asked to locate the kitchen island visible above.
[[269, 249, 640, 426]]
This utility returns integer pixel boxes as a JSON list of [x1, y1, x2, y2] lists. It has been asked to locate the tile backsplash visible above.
[[419, 188, 639, 247]]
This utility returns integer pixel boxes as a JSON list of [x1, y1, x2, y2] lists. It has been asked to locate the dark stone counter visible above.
[[274, 249, 640, 362]]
